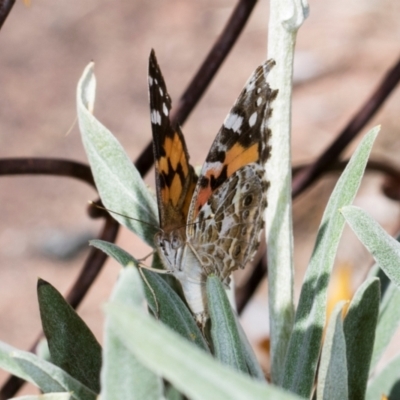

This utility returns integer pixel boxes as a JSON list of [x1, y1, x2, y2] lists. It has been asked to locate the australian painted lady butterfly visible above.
[[148, 50, 276, 324]]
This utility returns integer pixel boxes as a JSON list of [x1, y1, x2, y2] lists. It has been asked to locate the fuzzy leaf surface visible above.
[[101, 266, 163, 400], [370, 281, 400, 370], [316, 301, 348, 400], [0, 341, 96, 400], [207, 276, 247, 374], [90, 239, 208, 351], [105, 302, 303, 400], [77, 62, 158, 246], [343, 277, 380, 400], [367, 353, 400, 400], [37, 279, 102, 393], [341, 205, 400, 290], [282, 126, 379, 397]]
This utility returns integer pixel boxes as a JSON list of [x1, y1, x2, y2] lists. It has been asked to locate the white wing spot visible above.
[[154, 78, 158, 85], [249, 112, 257, 127], [159, 87, 164, 96], [256, 97, 262, 107], [148, 76, 153, 86], [163, 102, 168, 116], [256, 87, 261, 94], [224, 113, 243, 132], [151, 109, 161, 125]]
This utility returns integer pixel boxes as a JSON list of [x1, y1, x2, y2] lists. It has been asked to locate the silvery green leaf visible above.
[[90, 239, 208, 351], [37, 279, 102, 393], [101, 266, 163, 400], [282, 126, 379, 397], [77, 63, 158, 246], [343, 277, 380, 400], [370, 281, 400, 371], [317, 301, 348, 400], [207, 276, 247, 374], [366, 353, 400, 400], [341, 205, 400, 370], [341, 205, 400, 290], [105, 301, 303, 400], [0, 341, 96, 400]]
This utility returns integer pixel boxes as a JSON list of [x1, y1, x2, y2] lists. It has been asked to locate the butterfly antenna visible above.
[[88, 201, 158, 229], [64, 116, 78, 137]]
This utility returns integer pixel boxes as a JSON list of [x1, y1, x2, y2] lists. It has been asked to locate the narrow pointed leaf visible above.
[[370, 281, 400, 370], [341, 205, 400, 289], [37, 279, 102, 393], [282, 126, 379, 397], [207, 276, 247, 374], [317, 301, 348, 400], [0, 341, 96, 400], [207, 277, 264, 380], [342, 205, 400, 370], [367, 353, 400, 400], [0, 341, 34, 383], [368, 264, 391, 298], [101, 266, 163, 400], [90, 239, 208, 351], [105, 302, 303, 400], [343, 277, 380, 400], [77, 63, 158, 246]]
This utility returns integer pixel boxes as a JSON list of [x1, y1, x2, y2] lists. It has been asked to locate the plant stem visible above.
[[266, 0, 308, 384]]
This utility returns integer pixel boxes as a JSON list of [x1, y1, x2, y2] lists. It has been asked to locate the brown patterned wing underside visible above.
[[188, 164, 268, 281], [149, 50, 198, 231], [188, 59, 276, 222]]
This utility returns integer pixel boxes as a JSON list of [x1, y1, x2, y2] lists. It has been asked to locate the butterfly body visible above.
[[149, 50, 275, 324]]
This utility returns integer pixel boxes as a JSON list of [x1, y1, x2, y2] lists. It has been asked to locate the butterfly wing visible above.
[[149, 50, 198, 232], [189, 164, 267, 281], [188, 60, 276, 221], [186, 60, 275, 279]]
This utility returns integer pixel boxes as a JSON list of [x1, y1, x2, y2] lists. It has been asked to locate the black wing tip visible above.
[[263, 58, 275, 72], [149, 48, 157, 64], [149, 49, 158, 74]]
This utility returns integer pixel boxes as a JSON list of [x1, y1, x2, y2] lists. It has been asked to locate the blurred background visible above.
[[1, 0, 400, 394]]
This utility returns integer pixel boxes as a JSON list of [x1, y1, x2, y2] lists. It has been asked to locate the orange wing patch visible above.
[[158, 130, 192, 209], [149, 51, 198, 231], [225, 142, 259, 177]]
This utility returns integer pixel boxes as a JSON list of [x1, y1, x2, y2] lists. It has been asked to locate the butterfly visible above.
[[148, 50, 276, 325]]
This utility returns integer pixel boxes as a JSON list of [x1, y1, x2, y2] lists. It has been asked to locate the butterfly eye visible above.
[[171, 232, 182, 249], [155, 233, 165, 249]]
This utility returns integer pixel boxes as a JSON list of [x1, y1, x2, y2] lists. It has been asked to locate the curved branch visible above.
[[134, 0, 258, 176], [0, 2, 260, 396], [0, 216, 119, 400], [0, 0, 15, 30], [292, 54, 400, 198], [0, 158, 95, 187]]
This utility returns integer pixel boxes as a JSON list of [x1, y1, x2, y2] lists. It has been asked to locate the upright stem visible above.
[[266, 0, 308, 384]]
